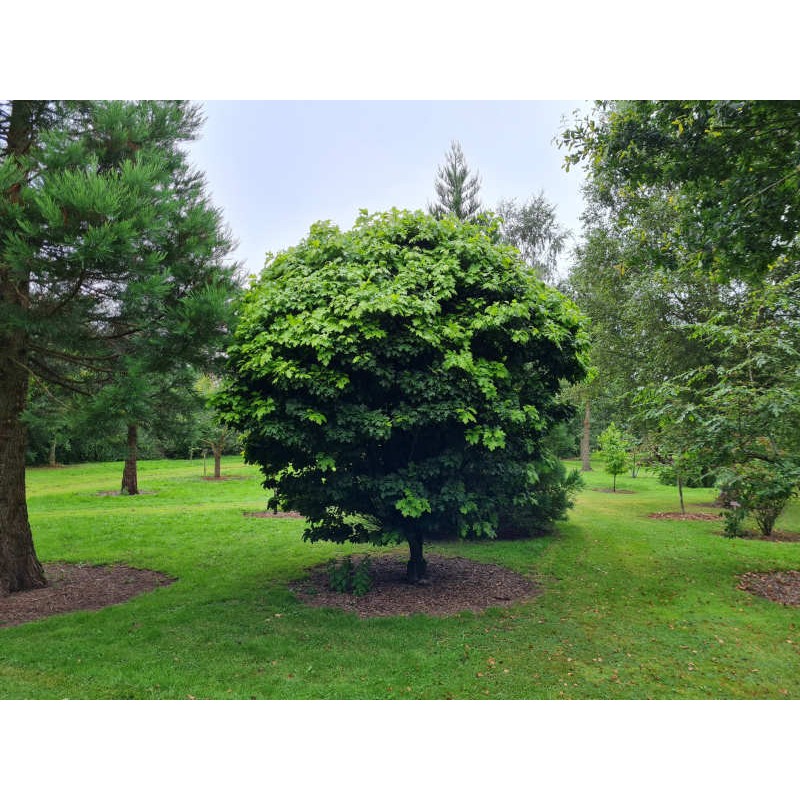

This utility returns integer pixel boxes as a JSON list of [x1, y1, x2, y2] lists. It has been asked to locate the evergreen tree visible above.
[[0, 100, 238, 592], [428, 140, 483, 222]]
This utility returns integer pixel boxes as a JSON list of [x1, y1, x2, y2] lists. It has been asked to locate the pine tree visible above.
[[0, 101, 238, 592], [427, 140, 483, 222]]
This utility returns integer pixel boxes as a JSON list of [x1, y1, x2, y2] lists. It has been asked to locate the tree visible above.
[[496, 193, 569, 283], [0, 100, 236, 592], [562, 101, 800, 525], [217, 210, 589, 583], [194, 373, 236, 479], [561, 101, 800, 284], [597, 423, 630, 492], [428, 141, 483, 222], [22, 378, 81, 467]]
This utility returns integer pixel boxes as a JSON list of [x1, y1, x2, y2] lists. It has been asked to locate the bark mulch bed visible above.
[[244, 510, 304, 519], [289, 553, 541, 618], [0, 563, 175, 629], [725, 529, 800, 543], [738, 571, 800, 606], [648, 512, 721, 521]]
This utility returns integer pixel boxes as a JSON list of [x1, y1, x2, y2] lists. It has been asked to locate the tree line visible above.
[[562, 101, 800, 536]]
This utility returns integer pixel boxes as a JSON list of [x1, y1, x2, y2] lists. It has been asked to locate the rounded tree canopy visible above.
[[217, 209, 589, 547]]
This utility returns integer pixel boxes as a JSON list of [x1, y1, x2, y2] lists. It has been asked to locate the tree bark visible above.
[[580, 399, 592, 471], [49, 438, 57, 467], [121, 423, 139, 495], [0, 349, 47, 593], [213, 445, 222, 479], [677, 472, 685, 515], [406, 531, 428, 584], [0, 101, 47, 593]]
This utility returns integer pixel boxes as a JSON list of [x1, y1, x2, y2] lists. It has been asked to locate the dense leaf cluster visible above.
[[218, 210, 589, 552]]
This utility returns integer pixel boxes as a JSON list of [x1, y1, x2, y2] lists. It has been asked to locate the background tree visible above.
[[0, 100, 237, 592], [217, 210, 589, 583], [562, 101, 800, 527], [496, 193, 569, 284], [597, 423, 630, 492], [194, 373, 237, 479], [561, 101, 800, 285], [428, 140, 483, 222], [21, 378, 82, 468]]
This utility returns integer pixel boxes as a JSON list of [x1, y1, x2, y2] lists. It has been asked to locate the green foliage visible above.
[[597, 423, 630, 491], [326, 555, 373, 596], [2, 100, 240, 585], [217, 210, 589, 558], [428, 141, 483, 222], [496, 193, 569, 284], [718, 461, 800, 537], [561, 101, 800, 284], [327, 555, 354, 593], [720, 501, 747, 538]]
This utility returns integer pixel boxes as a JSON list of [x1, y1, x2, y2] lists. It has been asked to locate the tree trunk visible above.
[[121, 423, 139, 495], [406, 531, 428, 584], [677, 472, 685, 515], [580, 399, 592, 471], [0, 339, 47, 593], [0, 101, 47, 593], [612, 472, 616, 492], [213, 445, 222, 479], [49, 437, 57, 467]]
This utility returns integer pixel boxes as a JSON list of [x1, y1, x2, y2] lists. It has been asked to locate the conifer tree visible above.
[[0, 100, 238, 592], [427, 140, 483, 222]]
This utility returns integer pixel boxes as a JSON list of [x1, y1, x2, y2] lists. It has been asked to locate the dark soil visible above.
[[244, 510, 304, 519], [724, 529, 800, 542], [0, 563, 175, 629], [289, 553, 541, 618], [648, 512, 721, 521], [738, 571, 800, 606]]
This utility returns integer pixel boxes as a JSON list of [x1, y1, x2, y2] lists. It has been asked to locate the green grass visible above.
[[2, 456, 800, 699]]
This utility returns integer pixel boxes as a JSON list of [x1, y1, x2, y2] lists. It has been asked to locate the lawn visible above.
[[1, 456, 799, 699]]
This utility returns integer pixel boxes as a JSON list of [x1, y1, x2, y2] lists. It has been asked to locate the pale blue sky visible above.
[[185, 100, 592, 278]]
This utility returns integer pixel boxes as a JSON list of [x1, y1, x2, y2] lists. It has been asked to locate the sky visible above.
[[184, 100, 592, 279]]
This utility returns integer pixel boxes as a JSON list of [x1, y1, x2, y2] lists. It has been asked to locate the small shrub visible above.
[[328, 556, 354, 593], [351, 556, 372, 597], [718, 461, 799, 537], [327, 555, 372, 596], [721, 501, 746, 538]]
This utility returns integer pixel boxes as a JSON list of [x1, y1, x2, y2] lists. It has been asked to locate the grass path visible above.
[[1, 457, 799, 698]]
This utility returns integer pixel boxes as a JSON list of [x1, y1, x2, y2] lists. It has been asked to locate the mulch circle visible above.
[[648, 512, 721, 521], [592, 488, 636, 494], [244, 511, 304, 519], [738, 571, 800, 606], [0, 563, 175, 629], [289, 553, 541, 618]]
